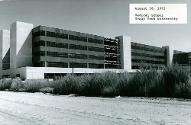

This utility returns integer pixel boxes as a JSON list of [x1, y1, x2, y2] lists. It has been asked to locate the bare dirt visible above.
[[0, 91, 191, 125]]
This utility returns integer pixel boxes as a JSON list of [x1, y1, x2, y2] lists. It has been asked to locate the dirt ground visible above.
[[0, 91, 191, 125]]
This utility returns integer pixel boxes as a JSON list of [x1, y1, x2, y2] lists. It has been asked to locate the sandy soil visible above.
[[0, 91, 191, 125]]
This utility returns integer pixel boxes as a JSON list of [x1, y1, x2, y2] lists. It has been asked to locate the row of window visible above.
[[69, 35, 87, 42], [47, 31, 68, 39], [132, 59, 165, 64], [105, 64, 120, 69], [48, 62, 68, 68], [33, 41, 68, 48], [33, 61, 120, 69], [69, 53, 87, 59], [69, 44, 87, 50], [33, 30, 104, 44], [34, 51, 104, 60], [47, 52, 68, 58], [88, 38, 103, 44], [47, 41, 68, 48], [33, 41, 104, 52], [132, 65, 165, 70], [131, 45, 165, 53], [88, 46, 104, 52], [33, 31, 68, 39], [131, 52, 165, 59], [33, 31, 46, 37]]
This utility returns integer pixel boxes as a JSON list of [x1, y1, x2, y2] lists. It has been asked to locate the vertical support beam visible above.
[[10, 21, 33, 70], [163, 46, 174, 66], [116, 36, 132, 71], [10, 21, 33, 78], [0, 30, 10, 78]]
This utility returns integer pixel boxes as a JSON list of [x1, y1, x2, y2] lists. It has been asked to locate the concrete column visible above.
[[162, 46, 174, 66], [10, 21, 34, 70], [0, 30, 10, 78], [116, 36, 132, 71]]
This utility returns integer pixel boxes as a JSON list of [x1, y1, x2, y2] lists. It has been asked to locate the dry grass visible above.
[[0, 66, 190, 98]]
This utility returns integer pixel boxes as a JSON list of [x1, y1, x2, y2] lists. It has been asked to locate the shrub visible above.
[[162, 65, 189, 97], [80, 72, 119, 96], [24, 79, 50, 92], [0, 78, 12, 90], [52, 74, 82, 95], [116, 72, 131, 96], [10, 78, 24, 91], [0, 65, 190, 98]]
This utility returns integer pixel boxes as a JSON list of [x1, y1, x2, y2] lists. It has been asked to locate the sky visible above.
[[0, 0, 190, 52]]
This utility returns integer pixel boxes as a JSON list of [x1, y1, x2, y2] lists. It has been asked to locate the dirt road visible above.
[[0, 91, 191, 125]]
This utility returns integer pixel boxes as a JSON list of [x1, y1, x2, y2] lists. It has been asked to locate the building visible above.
[[130, 42, 169, 69], [173, 51, 191, 73], [0, 21, 173, 79]]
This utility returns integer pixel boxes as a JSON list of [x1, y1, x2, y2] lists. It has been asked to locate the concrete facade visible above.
[[131, 42, 169, 69], [173, 52, 191, 73], [117, 36, 132, 70], [10, 21, 33, 69], [0, 30, 10, 78]]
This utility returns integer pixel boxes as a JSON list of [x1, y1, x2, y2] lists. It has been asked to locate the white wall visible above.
[[20, 67, 129, 79], [117, 36, 132, 70], [10, 21, 33, 69]]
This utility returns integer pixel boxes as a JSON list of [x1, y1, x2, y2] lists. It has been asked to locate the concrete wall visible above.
[[10, 21, 33, 69], [162, 46, 174, 66], [0, 30, 10, 78], [2, 67, 135, 79], [117, 36, 132, 70]]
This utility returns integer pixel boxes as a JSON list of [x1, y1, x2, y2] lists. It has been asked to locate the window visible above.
[[47, 52, 68, 58], [131, 52, 165, 59], [69, 35, 78, 41], [132, 59, 165, 64], [79, 36, 87, 42], [88, 46, 104, 52], [46, 41, 68, 48], [46, 31, 56, 37], [69, 44, 87, 50], [59, 33, 68, 39], [131, 44, 164, 53], [33, 61, 45, 67], [105, 64, 118, 69], [33, 40, 45, 47], [88, 55, 104, 60], [69, 53, 87, 59], [33, 30, 45, 37], [69, 35, 87, 42], [70, 62, 87, 68], [33, 51, 45, 56], [47, 62, 68, 68], [89, 63, 104, 68], [88, 38, 103, 44]]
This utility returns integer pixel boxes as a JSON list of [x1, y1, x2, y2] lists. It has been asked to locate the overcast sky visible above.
[[0, 0, 190, 52]]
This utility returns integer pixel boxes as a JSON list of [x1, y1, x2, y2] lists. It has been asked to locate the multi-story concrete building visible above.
[[0, 21, 173, 79], [173, 51, 191, 72], [131, 42, 169, 69]]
